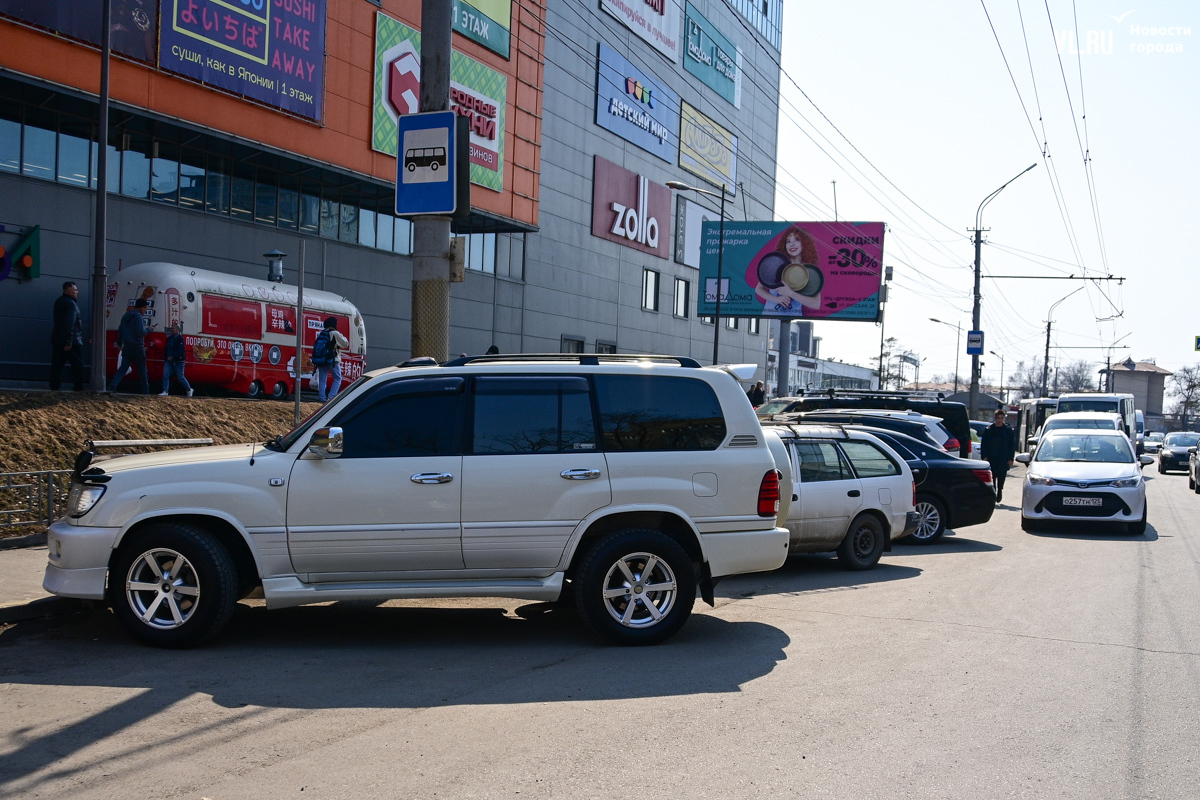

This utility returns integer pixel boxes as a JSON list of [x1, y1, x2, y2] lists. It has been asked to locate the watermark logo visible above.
[[1051, 11, 1190, 55]]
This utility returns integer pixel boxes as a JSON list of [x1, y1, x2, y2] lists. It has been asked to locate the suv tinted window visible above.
[[840, 440, 901, 478], [332, 377, 464, 458], [794, 441, 851, 482], [472, 376, 597, 454], [593, 375, 726, 451]]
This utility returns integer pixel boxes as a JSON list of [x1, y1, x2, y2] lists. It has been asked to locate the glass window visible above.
[[471, 376, 596, 455], [299, 188, 319, 234], [596, 342, 617, 354], [469, 232, 484, 271], [178, 149, 206, 209], [333, 377, 464, 458], [840, 440, 901, 478], [358, 207, 376, 247], [700, 315, 714, 325], [319, 196, 339, 238], [57, 118, 91, 186], [725, 317, 739, 330], [230, 171, 254, 221], [482, 232, 496, 274], [673, 278, 689, 318], [339, 200, 358, 242], [593, 375, 726, 451], [560, 337, 584, 353], [376, 212, 394, 251], [151, 142, 180, 204], [748, 318, 760, 335], [277, 180, 299, 230], [205, 157, 231, 215], [642, 269, 659, 311], [22, 108, 56, 180], [509, 233, 525, 281], [0, 106, 18, 173], [120, 134, 151, 198], [794, 441, 851, 482], [393, 218, 412, 254], [255, 173, 277, 225]]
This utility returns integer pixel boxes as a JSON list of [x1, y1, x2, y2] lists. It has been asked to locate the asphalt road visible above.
[[2, 466, 1198, 799]]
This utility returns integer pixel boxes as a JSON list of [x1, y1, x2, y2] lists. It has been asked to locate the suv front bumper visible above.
[[42, 520, 119, 600]]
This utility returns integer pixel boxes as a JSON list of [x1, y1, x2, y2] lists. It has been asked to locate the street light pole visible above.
[[970, 163, 1037, 419], [989, 350, 1005, 404], [665, 181, 729, 366], [1042, 286, 1084, 396], [90, 0, 112, 391], [929, 317, 962, 394]]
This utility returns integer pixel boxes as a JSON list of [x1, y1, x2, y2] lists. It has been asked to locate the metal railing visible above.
[[1, 470, 72, 530]]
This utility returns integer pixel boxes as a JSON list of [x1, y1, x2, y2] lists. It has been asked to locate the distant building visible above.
[[1099, 361, 1172, 415]]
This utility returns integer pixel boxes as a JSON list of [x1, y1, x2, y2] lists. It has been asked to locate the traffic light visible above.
[[0, 224, 40, 281]]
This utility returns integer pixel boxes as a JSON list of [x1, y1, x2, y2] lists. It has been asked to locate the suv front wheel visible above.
[[110, 522, 238, 648], [575, 529, 696, 645]]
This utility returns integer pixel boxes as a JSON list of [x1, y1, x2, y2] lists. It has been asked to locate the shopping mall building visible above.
[[0, 0, 782, 387]]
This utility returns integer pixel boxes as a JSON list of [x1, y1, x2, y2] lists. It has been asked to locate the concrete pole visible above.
[[411, 0, 453, 361], [777, 319, 790, 398], [968, 228, 982, 419], [294, 242, 304, 425], [89, 0, 112, 391]]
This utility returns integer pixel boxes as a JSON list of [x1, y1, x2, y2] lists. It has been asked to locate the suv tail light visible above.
[[758, 470, 781, 517], [944, 437, 961, 453], [912, 481, 917, 506], [972, 468, 994, 485]]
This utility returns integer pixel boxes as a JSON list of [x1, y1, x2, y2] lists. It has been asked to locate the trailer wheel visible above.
[[245, 380, 265, 399], [270, 382, 289, 401]]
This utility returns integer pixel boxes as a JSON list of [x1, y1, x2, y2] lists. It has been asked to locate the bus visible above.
[[1055, 393, 1136, 441], [1018, 397, 1058, 452], [405, 146, 447, 172]]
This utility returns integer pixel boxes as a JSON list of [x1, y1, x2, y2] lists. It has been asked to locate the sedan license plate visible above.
[[1062, 496, 1103, 507]]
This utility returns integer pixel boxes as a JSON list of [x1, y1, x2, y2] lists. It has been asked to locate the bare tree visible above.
[[1058, 360, 1097, 392], [871, 337, 901, 390], [1169, 364, 1200, 430], [1011, 358, 1045, 399]]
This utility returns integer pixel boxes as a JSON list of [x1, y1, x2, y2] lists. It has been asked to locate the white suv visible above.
[[46, 355, 791, 647], [764, 424, 919, 569]]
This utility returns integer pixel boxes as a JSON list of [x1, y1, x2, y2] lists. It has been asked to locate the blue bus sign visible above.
[[395, 111, 457, 216], [967, 330, 984, 355]]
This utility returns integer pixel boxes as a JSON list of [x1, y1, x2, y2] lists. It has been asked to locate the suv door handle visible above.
[[411, 472, 454, 484], [561, 468, 601, 480], [847, 490, 861, 497]]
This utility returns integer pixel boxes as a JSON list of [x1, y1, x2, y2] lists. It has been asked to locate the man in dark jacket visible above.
[[980, 409, 1017, 503], [50, 281, 84, 391], [159, 322, 193, 397], [747, 381, 766, 406], [108, 298, 150, 394]]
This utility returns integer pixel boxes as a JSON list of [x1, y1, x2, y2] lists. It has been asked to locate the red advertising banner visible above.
[[591, 155, 670, 259]]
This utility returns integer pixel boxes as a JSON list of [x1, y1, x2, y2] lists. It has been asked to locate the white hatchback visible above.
[[1017, 429, 1153, 534]]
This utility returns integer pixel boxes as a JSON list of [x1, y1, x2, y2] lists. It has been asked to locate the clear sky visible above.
[[771, 0, 1196, 390]]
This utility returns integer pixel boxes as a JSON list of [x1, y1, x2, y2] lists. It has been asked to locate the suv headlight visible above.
[[1112, 476, 1141, 488], [67, 484, 106, 518], [1027, 474, 1056, 486]]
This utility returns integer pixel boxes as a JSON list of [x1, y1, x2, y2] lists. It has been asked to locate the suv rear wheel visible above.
[[575, 529, 696, 645], [837, 513, 886, 570], [110, 522, 238, 648]]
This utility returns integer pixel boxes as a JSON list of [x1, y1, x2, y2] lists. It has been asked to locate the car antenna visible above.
[[250, 439, 258, 466]]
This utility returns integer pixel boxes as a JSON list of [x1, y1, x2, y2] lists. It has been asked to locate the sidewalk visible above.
[[0, 544, 81, 624]]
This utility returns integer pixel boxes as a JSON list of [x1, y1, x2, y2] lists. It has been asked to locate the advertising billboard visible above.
[[684, 2, 742, 108], [0, 0, 158, 62], [679, 101, 737, 193], [595, 42, 679, 163], [372, 12, 507, 192], [592, 155, 671, 259], [673, 195, 719, 269], [600, 0, 680, 62], [453, 0, 510, 58], [697, 222, 885, 321], [158, 0, 327, 122]]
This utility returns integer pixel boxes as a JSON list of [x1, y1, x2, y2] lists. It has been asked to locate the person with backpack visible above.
[[311, 317, 349, 402], [159, 322, 193, 397], [107, 298, 150, 394]]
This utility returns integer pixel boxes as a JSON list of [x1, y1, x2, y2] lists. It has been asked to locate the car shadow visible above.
[[888, 534, 1003, 555], [716, 553, 922, 598], [0, 599, 788, 787], [1025, 522, 1159, 541]]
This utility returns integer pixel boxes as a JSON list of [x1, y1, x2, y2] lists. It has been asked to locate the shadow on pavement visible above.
[[0, 599, 788, 788], [1025, 522, 1159, 542], [717, 553, 922, 598], [888, 535, 1003, 555]]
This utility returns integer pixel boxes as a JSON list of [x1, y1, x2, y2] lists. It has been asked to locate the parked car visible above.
[[782, 409, 956, 453], [46, 354, 793, 647], [842, 426, 996, 543], [1144, 432, 1165, 454], [1032, 412, 1124, 449], [762, 424, 918, 569], [758, 390, 973, 457], [1016, 430, 1153, 534], [1158, 432, 1200, 474]]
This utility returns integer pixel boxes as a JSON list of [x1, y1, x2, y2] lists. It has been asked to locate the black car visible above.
[[1159, 432, 1200, 474], [763, 391, 973, 458], [845, 426, 996, 543], [783, 411, 948, 452]]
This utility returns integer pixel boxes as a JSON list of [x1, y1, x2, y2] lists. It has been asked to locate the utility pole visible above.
[[90, 0, 112, 391], [410, 0, 453, 361]]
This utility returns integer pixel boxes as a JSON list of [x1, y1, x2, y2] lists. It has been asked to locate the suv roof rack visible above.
[[439, 353, 703, 368], [795, 388, 949, 402]]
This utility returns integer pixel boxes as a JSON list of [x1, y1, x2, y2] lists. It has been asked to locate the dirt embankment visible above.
[[0, 390, 322, 473]]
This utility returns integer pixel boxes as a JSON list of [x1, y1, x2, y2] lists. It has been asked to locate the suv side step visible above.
[[262, 574, 564, 610]]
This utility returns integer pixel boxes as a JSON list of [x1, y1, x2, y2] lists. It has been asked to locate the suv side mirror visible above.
[[1140, 455, 1155, 466], [1015, 453, 1031, 464], [307, 427, 344, 458]]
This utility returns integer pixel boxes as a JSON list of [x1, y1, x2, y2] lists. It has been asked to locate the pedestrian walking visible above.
[[980, 408, 1017, 504], [311, 317, 349, 402], [49, 281, 84, 391], [159, 322, 193, 397], [108, 298, 150, 394], [747, 380, 766, 406]]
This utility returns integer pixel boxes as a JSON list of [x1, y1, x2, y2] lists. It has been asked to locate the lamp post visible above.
[[1103, 333, 1132, 392], [970, 163, 1038, 418], [989, 350, 1005, 404], [666, 180, 728, 366], [929, 317, 962, 395], [90, 0, 113, 392], [1042, 286, 1084, 397]]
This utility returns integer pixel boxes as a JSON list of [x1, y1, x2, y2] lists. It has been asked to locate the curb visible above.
[[0, 533, 47, 551], [0, 596, 86, 625]]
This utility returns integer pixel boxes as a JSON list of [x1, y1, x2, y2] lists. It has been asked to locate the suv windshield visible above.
[[1164, 433, 1200, 447], [1036, 434, 1133, 463]]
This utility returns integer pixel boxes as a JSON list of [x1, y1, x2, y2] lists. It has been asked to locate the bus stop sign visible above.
[[967, 330, 984, 355], [395, 111, 457, 216]]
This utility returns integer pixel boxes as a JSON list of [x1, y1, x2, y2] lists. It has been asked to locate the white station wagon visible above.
[[46, 355, 792, 647]]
